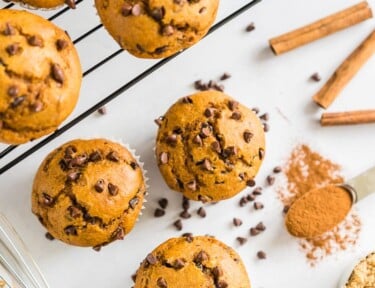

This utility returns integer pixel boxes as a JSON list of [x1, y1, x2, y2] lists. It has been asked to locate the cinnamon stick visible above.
[[321, 110, 375, 126], [313, 29, 375, 109], [269, 1, 373, 55]]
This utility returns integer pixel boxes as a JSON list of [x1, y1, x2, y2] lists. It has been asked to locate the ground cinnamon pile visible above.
[[278, 144, 361, 265]]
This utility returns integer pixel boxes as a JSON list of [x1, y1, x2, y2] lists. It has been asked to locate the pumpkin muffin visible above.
[[155, 90, 265, 202], [10, 0, 76, 9], [134, 236, 251, 288], [94, 0, 219, 58], [32, 139, 146, 250], [0, 10, 82, 144]]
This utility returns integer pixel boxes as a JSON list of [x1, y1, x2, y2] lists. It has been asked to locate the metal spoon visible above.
[[340, 166, 375, 203]]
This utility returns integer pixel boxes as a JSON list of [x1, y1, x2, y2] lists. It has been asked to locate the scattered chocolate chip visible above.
[[151, 7, 164, 20], [253, 187, 262, 195], [108, 183, 119, 196], [93, 245, 102, 252], [283, 206, 290, 214], [7, 85, 19, 97], [173, 259, 185, 269], [159, 152, 169, 164], [197, 207, 206, 218], [146, 253, 157, 265], [250, 227, 260, 236], [246, 179, 256, 187], [193, 135, 203, 146], [210, 141, 221, 153], [129, 197, 139, 209], [166, 134, 178, 145], [182, 232, 193, 242], [106, 151, 120, 162], [258, 148, 265, 160], [233, 218, 242, 227], [3, 23, 15, 36], [257, 250, 267, 259], [186, 180, 197, 191], [194, 250, 209, 264], [255, 222, 266, 231], [310, 73, 321, 82], [273, 166, 282, 173], [236, 237, 247, 245], [44, 232, 54, 241], [158, 198, 168, 209], [254, 202, 264, 210], [131, 3, 142, 16], [239, 196, 248, 207], [131, 273, 137, 282], [51, 63, 65, 84], [157, 277, 168, 288], [42, 193, 53, 206], [227, 100, 239, 111], [246, 194, 255, 202], [64, 225, 77, 236], [68, 206, 81, 218], [11, 96, 25, 108], [112, 227, 125, 240], [65, 0, 76, 8], [267, 175, 275, 186], [220, 73, 231, 81], [154, 208, 165, 217], [230, 111, 242, 120], [94, 179, 105, 192], [30, 101, 43, 112], [182, 96, 193, 104], [201, 159, 213, 171], [27, 35, 43, 47], [162, 25, 174, 36], [97, 106, 107, 115], [67, 171, 80, 182], [263, 123, 270, 132], [121, 3, 133, 16], [213, 84, 225, 92], [246, 22, 255, 32], [180, 210, 191, 219], [252, 107, 260, 114], [260, 113, 269, 121], [6, 43, 21, 56], [173, 219, 183, 231], [56, 39, 68, 50], [89, 151, 102, 162]]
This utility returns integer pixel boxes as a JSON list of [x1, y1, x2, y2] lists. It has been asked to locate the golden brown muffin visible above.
[[134, 236, 251, 288], [10, 0, 76, 9], [32, 139, 146, 250], [155, 91, 265, 202], [94, 0, 219, 58], [0, 10, 82, 144]]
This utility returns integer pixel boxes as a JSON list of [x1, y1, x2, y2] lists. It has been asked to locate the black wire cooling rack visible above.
[[0, 0, 261, 175]]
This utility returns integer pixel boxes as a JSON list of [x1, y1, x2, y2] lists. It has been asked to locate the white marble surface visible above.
[[1, 0, 375, 287]]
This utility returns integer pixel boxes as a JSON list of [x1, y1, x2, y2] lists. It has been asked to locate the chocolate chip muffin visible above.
[[134, 236, 251, 288], [32, 139, 146, 250], [94, 0, 219, 58], [0, 10, 82, 144], [10, 0, 76, 9], [155, 91, 265, 202]]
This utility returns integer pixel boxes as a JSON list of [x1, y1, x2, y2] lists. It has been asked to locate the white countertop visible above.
[[1, 0, 375, 287]]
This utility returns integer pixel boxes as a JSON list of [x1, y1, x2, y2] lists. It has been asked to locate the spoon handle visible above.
[[347, 166, 375, 201]]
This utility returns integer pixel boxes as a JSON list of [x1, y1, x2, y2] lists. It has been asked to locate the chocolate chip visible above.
[[239, 196, 248, 207], [154, 208, 165, 217], [223, 146, 237, 158], [243, 130, 253, 143], [252, 107, 260, 114], [255, 222, 266, 231], [186, 180, 197, 191], [199, 6, 207, 13], [7, 85, 19, 97], [201, 159, 213, 171], [283, 206, 290, 214], [11, 96, 25, 108], [263, 123, 270, 132], [233, 218, 242, 227], [246, 22, 255, 32], [108, 183, 119, 196], [257, 250, 267, 259], [93, 245, 102, 252], [45, 232, 55, 241], [180, 210, 191, 219], [0, 120, 3, 130], [131, 3, 142, 16], [310, 73, 321, 82], [112, 227, 125, 240], [174, 0, 183, 4], [129, 197, 139, 209], [194, 250, 209, 264], [217, 280, 228, 288], [258, 148, 265, 160], [173, 219, 182, 230], [200, 124, 211, 138], [204, 107, 215, 118], [273, 166, 282, 173], [220, 73, 231, 81], [97, 106, 107, 115], [254, 202, 264, 210], [197, 207, 206, 218], [182, 232, 193, 242], [94, 179, 105, 192], [159, 152, 169, 164], [146, 253, 157, 265], [212, 266, 223, 279], [236, 237, 247, 245], [253, 187, 262, 195], [27, 35, 43, 47], [70, 154, 88, 167], [246, 194, 255, 202], [151, 7, 164, 20], [194, 80, 203, 90], [157, 277, 168, 288], [64, 225, 77, 236], [267, 175, 275, 186], [67, 171, 80, 182], [106, 151, 119, 162], [246, 179, 256, 187], [181, 96, 193, 104], [42, 193, 53, 206], [65, 0, 76, 8], [260, 113, 269, 121], [193, 135, 203, 146], [250, 228, 260, 236], [210, 141, 221, 153], [6, 43, 21, 56], [162, 25, 174, 36], [3, 23, 15, 36], [68, 206, 81, 218], [131, 273, 137, 282], [158, 198, 168, 209], [30, 101, 43, 112], [173, 259, 185, 269], [213, 83, 224, 92], [228, 100, 239, 111], [121, 3, 133, 16], [56, 39, 68, 51], [231, 111, 241, 120], [89, 151, 102, 162], [51, 63, 65, 84], [166, 134, 178, 145], [182, 197, 190, 210]]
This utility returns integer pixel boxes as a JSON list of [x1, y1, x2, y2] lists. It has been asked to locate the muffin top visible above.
[[32, 139, 146, 248], [134, 236, 251, 288], [155, 90, 265, 202], [95, 0, 219, 58], [0, 10, 82, 144]]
